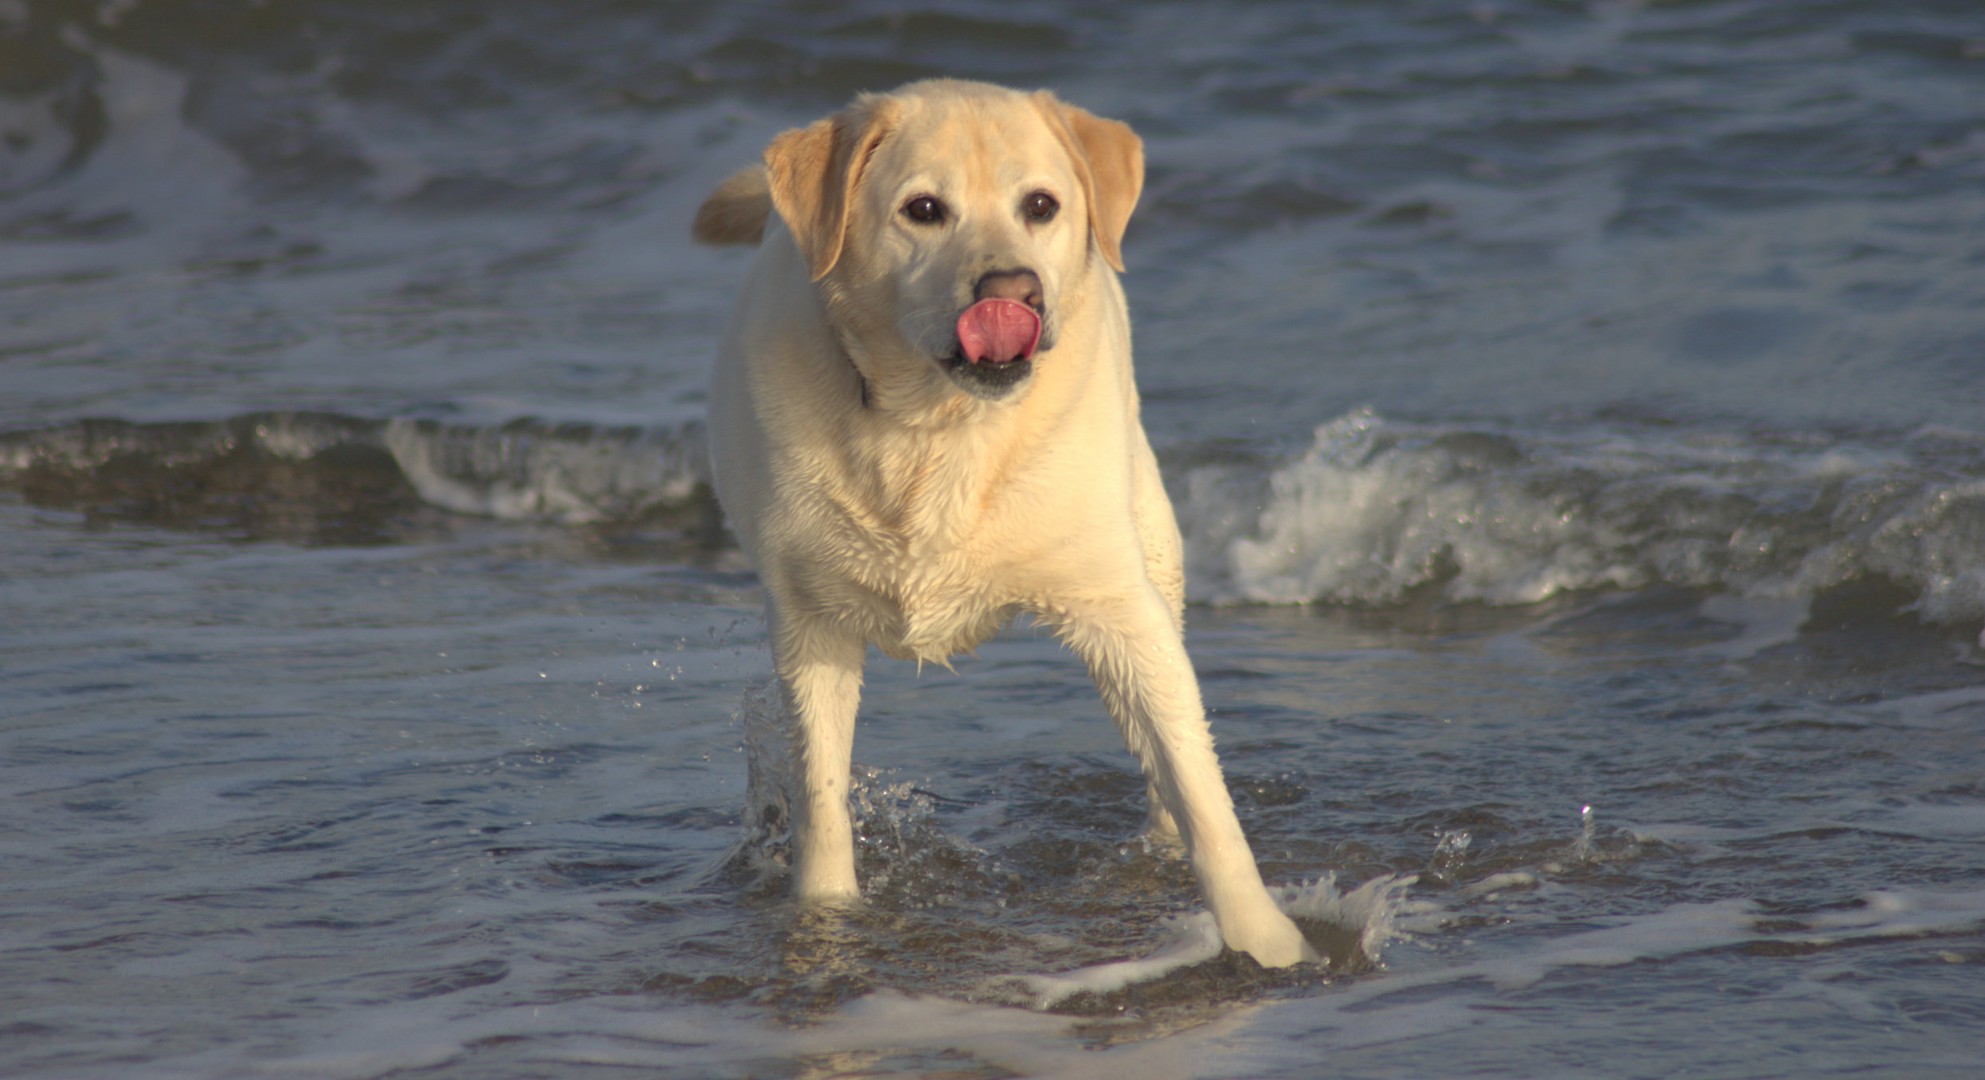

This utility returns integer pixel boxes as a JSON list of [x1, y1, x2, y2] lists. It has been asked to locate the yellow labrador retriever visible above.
[[693, 79, 1312, 968]]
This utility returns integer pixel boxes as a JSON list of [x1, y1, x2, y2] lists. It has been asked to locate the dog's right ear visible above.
[[692, 166, 773, 246], [762, 96, 898, 280]]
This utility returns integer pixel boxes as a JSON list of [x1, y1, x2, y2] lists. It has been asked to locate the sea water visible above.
[[3, 2, 1983, 1077]]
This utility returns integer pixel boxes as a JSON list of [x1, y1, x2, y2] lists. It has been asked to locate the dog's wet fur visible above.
[[693, 79, 1314, 968]]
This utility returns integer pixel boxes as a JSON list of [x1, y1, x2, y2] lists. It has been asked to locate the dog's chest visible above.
[[775, 414, 1069, 661], [794, 451, 1033, 661], [812, 515, 1017, 663]]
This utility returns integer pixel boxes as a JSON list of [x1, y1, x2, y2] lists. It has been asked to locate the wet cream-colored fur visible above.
[[695, 79, 1312, 968]]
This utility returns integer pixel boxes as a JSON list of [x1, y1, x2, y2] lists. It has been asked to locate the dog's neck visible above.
[[814, 279, 1124, 550]]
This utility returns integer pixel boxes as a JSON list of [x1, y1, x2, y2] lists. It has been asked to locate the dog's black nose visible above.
[[974, 269, 1043, 311]]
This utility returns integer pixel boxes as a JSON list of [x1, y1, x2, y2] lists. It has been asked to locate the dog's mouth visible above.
[[943, 298, 1042, 399], [956, 298, 1041, 365]]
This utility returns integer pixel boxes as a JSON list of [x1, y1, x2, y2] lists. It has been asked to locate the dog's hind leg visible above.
[[1129, 432, 1189, 851], [1143, 778, 1183, 850]]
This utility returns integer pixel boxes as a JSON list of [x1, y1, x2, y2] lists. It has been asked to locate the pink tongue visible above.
[[955, 298, 1042, 364]]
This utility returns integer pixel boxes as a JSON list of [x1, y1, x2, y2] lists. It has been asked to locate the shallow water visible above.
[[4, 1, 1985, 1077]]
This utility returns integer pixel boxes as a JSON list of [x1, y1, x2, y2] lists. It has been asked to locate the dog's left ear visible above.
[[1037, 93, 1144, 273], [763, 95, 898, 281]]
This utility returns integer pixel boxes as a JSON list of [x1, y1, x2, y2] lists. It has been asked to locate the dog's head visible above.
[[705, 80, 1143, 413]]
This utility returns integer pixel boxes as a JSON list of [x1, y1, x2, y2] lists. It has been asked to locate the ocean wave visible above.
[[1178, 407, 1985, 626], [0, 411, 711, 541], [6, 408, 1983, 627], [381, 415, 708, 525]]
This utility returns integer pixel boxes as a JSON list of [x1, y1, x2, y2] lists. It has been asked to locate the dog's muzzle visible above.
[[956, 298, 1042, 364], [944, 269, 1047, 399]]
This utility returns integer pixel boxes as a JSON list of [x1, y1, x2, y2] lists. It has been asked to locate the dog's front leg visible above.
[[772, 611, 867, 904], [1058, 591, 1316, 969]]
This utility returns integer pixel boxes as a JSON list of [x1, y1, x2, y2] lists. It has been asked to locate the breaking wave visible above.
[[1177, 407, 1985, 627], [0, 410, 711, 541], [5, 407, 1984, 628]]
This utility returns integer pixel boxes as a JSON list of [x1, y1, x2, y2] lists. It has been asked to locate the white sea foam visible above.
[[1181, 408, 1642, 607], [1176, 408, 1985, 628], [999, 911, 1227, 1008], [383, 416, 708, 525]]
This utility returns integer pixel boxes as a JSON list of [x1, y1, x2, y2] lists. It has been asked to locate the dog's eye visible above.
[[1022, 191, 1059, 223], [902, 195, 946, 225]]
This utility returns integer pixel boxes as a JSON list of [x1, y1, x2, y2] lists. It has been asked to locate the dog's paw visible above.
[[1225, 913, 1318, 969]]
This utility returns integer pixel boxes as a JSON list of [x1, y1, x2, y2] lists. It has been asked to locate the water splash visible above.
[[1428, 828, 1472, 883], [734, 680, 793, 882], [1280, 873, 1423, 968], [1573, 803, 1596, 860], [730, 681, 1002, 910], [998, 873, 1423, 1010]]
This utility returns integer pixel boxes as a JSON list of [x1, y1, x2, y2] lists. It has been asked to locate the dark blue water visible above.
[[4, 2, 1984, 1076]]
